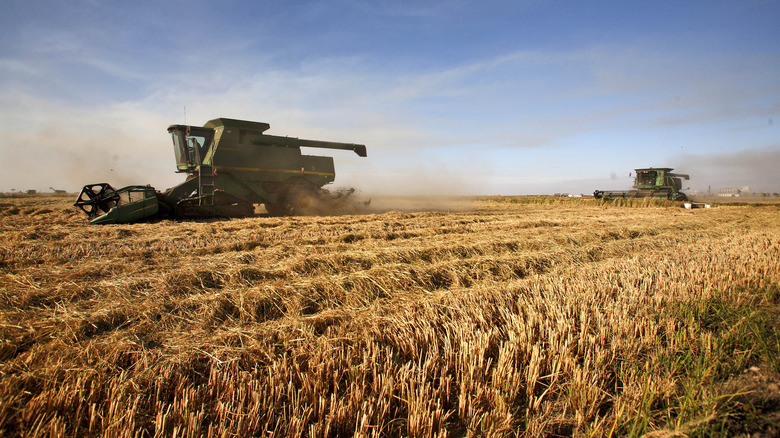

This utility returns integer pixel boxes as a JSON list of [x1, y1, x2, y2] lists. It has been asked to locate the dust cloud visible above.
[[674, 147, 780, 193], [327, 167, 486, 213], [362, 194, 477, 213], [286, 188, 478, 216]]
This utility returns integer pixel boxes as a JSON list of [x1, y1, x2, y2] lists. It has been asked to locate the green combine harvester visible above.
[[74, 118, 366, 224], [594, 168, 690, 201]]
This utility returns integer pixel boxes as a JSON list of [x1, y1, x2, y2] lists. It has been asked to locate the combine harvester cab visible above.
[[74, 118, 366, 224], [594, 168, 690, 201]]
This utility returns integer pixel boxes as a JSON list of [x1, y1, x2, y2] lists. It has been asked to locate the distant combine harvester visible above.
[[50, 187, 67, 194], [594, 168, 690, 201]]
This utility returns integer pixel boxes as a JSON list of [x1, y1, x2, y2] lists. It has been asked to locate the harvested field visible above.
[[1, 195, 778, 437]]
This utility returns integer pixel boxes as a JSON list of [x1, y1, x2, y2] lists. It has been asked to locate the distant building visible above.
[[714, 186, 780, 197], [717, 186, 750, 197]]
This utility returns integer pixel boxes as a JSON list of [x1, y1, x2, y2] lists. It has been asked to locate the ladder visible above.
[[198, 164, 215, 206]]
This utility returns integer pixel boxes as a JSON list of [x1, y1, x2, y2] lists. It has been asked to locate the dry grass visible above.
[[1, 195, 778, 437]]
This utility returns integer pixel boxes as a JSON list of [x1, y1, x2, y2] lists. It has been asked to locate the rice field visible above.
[[1, 195, 778, 437]]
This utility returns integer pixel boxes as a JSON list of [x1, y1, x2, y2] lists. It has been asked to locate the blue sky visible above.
[[1, 0, 778, 195]]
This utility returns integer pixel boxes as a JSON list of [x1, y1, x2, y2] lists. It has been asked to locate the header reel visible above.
[[74, 183, 120, 218]]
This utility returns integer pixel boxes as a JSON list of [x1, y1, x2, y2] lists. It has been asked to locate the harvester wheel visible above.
[[173, 191, 255, 219], [265, 185, 366, 216], [263, 201, 289, 217], [288, 188, 317, 215], [266, 185, 323, 216]]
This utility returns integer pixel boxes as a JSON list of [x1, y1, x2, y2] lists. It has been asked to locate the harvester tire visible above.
[[264, 202, 289, 217], [265, 184, 324, 216], [286, 185, 323, 215], [173, 191, 255, 219]]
